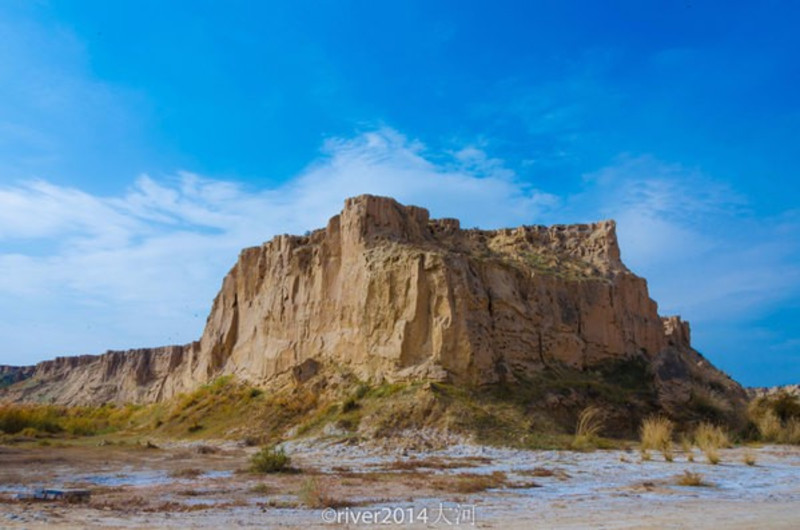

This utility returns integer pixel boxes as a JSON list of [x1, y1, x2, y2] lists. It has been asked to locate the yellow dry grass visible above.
[[571, 406, 606, 450], [676, 470, 710, 487], [298, 477, 349, 508], [680, 435, 694, 462], [747, 392, 800, 445], [694, 422, 729, 465], [755, 410, 782, 442], [640, 416, 674, 462]]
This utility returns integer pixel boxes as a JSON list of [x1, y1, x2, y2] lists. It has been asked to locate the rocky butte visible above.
[[2, 195, 746, 428]]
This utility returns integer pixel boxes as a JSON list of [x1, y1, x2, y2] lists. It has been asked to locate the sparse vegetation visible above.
[[431, 471, 507, 493], [749, 392, 800, 445], [341, 397, 359, 413], [0, 358, 672, 451], [250, 445, 291, 473], [516, 250, 597, 280], [187, 422, 204, 433], [680, 435, 694, 462], [353, 383, 370, 400], [640, 416, 674, 462], [0, 402, 143, 437], [755, 410, 782, 441], [249, 483, 273, 494], [785, 418, 800, 444], [676, 471, 711, 487], [298, 477, 347, 508], [571, 406, 606, 450], [0, 362, 750, 453], [695, 422, 729, 464], [524, 467, 556, 477]]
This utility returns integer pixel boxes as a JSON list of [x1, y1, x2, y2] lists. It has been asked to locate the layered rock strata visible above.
[[2, 195, 746, 412]]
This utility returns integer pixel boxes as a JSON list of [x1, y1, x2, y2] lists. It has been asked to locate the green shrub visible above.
[[63, 417, 97, 436], [19, 427, 39, 437], [353, 383, 370, 400], [0, 404, 62, 434], [250, 445, 291, 473]]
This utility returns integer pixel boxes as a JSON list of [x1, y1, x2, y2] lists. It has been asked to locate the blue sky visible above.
[[0, 1, 798, 386]]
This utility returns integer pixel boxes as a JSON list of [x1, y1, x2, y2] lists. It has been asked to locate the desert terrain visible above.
[[1, 437, 798, 529], [2, 198, 797, 528]]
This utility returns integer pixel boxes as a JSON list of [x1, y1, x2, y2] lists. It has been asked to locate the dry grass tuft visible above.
[[571, 406, 605, 450], [680, 435, 694, 462], [298, 477, 329, 508], [784, 418, 800, 444], [747, 392, 800, 445], [520, 467, 571, 480], [298, 477, 350, 508], [743, 449, 757, 466], [431, 471, 507, 493], [676, 470, 711, 487], [694, 423, 729, 465], [640, 416, 674, 462], [755, 411, 782, 442], [249, 483, 273, 494]]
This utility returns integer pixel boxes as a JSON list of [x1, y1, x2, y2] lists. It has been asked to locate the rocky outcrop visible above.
[[6, 345, 202, 405], [1, 195, 747, 416], [0, 365, 34, 389], [748, 384, 800, 400]]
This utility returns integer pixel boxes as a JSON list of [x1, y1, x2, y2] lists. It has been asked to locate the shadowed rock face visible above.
[[0, 365, 34, 389], [1, 195, 747, 414]]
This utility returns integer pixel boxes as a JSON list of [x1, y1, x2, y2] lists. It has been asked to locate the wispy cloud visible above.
[[556, 154, 800, 384], [569, 155, 800, 324], [0, 129, 797, 385], [0, 128, 553, 364]]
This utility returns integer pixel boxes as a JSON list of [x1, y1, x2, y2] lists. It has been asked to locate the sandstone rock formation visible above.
[[1, 195, 747, 420], [748, 384, 800, 400]]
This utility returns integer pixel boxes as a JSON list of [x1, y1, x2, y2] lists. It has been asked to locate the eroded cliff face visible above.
[[9, 346, 203, 405], [0, 365, 34, 389], [2, 195, 746, 414]]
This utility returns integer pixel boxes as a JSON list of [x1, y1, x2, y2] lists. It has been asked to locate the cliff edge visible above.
[[2, 195, 746, 425]]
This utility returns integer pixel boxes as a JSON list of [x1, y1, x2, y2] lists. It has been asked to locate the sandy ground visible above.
[[0, 439, 798, 528]]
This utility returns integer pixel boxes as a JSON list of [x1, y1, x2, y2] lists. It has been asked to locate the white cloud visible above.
[[569, 155, 800, 323], [0, 130, 797, 383], [0, 128, 554, 365]]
